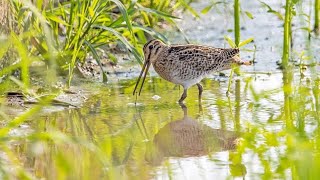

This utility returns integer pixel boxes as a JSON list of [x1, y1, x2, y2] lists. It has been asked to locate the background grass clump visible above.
[[0, 0, 194, 89]]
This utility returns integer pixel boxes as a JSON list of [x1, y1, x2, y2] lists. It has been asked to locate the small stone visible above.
[[152, 95, 161, 100]]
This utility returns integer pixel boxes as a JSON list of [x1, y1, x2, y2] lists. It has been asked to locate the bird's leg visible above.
[[226, 68, 234, 95], [196, 83, 203, 110], [178, 89, 187, 103], [196, 83, 203, 99], [179, 102, 187, 111]]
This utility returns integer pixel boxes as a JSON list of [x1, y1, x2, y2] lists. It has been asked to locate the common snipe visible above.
[[133, 39, 251, 103]]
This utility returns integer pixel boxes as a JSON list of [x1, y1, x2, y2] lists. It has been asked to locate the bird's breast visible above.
[[152, 59, 174, 82], [153, 59, 207, 88]]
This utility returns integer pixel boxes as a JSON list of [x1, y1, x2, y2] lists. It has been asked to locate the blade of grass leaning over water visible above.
[[92, 25, 143, 65]]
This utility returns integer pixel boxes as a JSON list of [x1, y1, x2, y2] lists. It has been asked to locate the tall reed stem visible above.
[[282, 0, 292, 68], [233, 0, 241, 76], [315, 0, 320, 34], [234, 0, 240, 46], [283, 68, 293, 128]]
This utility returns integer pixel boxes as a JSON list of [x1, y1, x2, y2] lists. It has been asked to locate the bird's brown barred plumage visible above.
[[133, 39, 251, 103]]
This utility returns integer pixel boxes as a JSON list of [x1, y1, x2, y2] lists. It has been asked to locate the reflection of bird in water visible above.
[[145, 105, 240, 165]]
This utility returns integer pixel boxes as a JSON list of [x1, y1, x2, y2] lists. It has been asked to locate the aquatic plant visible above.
[[282, 0, 293, 67], [315, 0, 320, 34], [234, 0, 240, 46], [282, 0, 301, 67]]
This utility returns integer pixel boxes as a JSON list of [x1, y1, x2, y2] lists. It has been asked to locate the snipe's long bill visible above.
[[133, 54, 151, 96], [133, 39, 252, 103]]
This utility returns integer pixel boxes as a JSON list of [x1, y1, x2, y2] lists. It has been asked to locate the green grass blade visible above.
[[133, 25, 168, 43], [244, 11, 254, 19], [108, 8, 136, 28], [84, 40, 108, 82], [224, 36, 236, 48], [136, 4, 181, 19], [92, 25, 143, 65], [0, 63, 21, 78], [109, 0, 135, 42], [177, 0, 199, 18], [201, 2, 225, 14], [201, 5, 214, 14], [239, 37, 254, 47], [0, 39, 10, 60], [46, 13, 70, 26], [258, 0, 284, 20], [11, 33, 30, 88]]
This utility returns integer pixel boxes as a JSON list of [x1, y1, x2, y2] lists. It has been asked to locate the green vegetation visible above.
[[234, 0, 240, 46], [282, 0, 293, 67], [315, 0, 320, 34], [1, 0, 191, 88]]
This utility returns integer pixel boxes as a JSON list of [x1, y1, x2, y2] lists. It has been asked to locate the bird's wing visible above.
[[168, 45, 239, 72], [169, 45, 238, 62]]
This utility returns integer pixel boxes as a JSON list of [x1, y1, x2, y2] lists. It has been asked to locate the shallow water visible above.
[[9, 68, 319, 179], [3, 0, 320, 179]]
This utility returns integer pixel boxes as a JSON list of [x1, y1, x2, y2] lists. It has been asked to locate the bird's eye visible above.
[[149, 45, 154, 50]]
